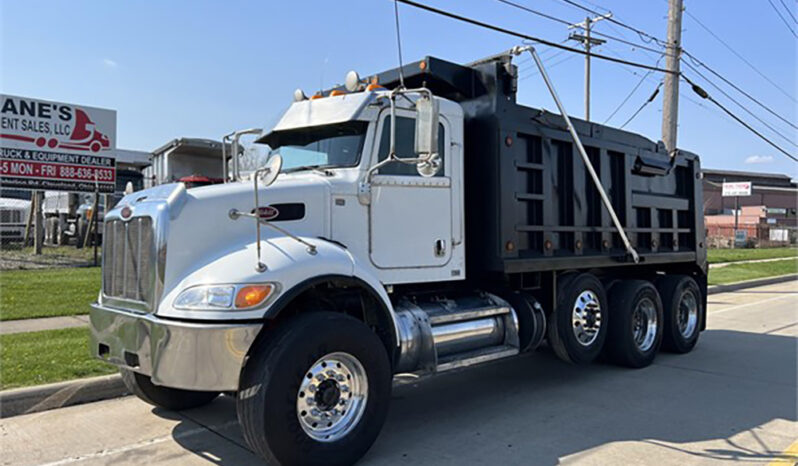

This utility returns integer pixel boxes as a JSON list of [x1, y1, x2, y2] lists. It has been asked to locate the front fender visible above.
[[156, 237, 398, 344]]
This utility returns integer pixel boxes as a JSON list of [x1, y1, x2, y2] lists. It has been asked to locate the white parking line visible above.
[[710, 294, 796, 316], [36, 420, 240, 466]]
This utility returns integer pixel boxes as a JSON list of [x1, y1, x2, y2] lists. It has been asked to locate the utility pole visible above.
[[568, 13, 612, 121], [33, 190, 44, 254], [661, 0, 684, 158]]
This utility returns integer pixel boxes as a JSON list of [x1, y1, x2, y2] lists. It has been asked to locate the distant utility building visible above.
[[702, 168, 797, 247]]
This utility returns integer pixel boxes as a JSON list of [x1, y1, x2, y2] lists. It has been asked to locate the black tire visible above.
[[119, 368, 219, 410], [547, 273, 608, 364], [237, 312, 392, 466], [656, 275, 702, 353], [605, 280, 664, 368]]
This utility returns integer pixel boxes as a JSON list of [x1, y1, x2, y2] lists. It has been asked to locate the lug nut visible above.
[[335, 374, 345, 382], [326, 370, 336, 377], [315, 374, 325, 381], [340, 385, 349, 393], [308, 385, 316, 393], [339, 399, 346, 406], [311, 408, 321, 417]]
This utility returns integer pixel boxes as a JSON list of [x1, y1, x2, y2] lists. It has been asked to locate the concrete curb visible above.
[[707, 273, 798, 295], [0, 373, 128, 418], [1, 274, 794, 419]]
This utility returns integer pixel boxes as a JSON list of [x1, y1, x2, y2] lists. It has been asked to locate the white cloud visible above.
[[744, 155, 774, 164], [103, 58, 118, 68]]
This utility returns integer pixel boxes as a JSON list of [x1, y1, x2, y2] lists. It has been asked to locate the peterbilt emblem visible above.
[[255, 206, 280, 221], [120, 205, 132, 219]]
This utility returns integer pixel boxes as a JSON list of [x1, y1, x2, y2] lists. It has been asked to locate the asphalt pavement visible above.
[[1, 281, 796, 465]]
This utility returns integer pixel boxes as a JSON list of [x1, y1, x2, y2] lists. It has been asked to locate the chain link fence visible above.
[[706, 224, 798, 249]]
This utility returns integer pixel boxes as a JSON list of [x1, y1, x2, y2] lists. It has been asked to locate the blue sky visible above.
[[2, 0, 796, 176]]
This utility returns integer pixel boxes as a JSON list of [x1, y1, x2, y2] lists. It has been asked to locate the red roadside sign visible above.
[[0, 94, 117, 193]]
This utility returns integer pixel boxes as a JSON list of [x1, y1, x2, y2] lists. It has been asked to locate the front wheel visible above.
[[120, 368, 219, 410], [237, 312, 392, 466]]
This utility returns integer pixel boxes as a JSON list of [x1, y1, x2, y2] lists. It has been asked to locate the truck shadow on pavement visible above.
[[158, 328, 796, 465]]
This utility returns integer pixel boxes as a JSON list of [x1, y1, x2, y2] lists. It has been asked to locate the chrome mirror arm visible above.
[[229, 165, 317, 272]]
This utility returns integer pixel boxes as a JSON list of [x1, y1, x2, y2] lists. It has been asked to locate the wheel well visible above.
[[258, 276, 397, 365]]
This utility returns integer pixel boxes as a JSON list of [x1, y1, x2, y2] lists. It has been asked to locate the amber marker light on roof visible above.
[[329, 90, 346, 96], [235, 284, 275, 309]]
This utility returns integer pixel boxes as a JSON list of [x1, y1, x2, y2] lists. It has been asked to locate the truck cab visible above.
[[90, 50, 707, 466]]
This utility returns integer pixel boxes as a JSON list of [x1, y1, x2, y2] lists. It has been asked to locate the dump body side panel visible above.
[[374, 56, 706, 281]]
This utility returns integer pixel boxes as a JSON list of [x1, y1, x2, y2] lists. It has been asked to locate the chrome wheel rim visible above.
[[572, 290, 602, 346], [296, 352, 368, 443], [632, 297, 658, 352], [678, 289, 699, 339]]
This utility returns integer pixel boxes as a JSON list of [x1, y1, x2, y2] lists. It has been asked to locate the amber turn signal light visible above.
[[235, 284, 274, 309]]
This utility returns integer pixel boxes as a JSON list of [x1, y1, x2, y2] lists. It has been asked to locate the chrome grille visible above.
[[103, 217, 155, 308]]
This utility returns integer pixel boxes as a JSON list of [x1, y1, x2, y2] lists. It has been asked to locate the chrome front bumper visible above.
[[89, 303, 262, 392]]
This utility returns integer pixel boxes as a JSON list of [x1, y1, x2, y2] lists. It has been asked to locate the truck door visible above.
[[369, 111, 452, 269]]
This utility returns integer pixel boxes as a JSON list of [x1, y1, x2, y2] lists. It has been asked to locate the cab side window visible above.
[[376, 116, 445, 176]]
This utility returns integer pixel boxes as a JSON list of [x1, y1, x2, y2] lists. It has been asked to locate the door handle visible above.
[[434, 239, 446, 257]]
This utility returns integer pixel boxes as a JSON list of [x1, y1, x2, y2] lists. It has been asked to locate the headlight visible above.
[[174, 284, 276, 311]]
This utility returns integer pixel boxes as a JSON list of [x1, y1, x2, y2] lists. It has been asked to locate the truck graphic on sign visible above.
[[1, 109, 111, 153]]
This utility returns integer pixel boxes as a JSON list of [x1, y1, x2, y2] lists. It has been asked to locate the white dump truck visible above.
[[91, 49, 707, 465]]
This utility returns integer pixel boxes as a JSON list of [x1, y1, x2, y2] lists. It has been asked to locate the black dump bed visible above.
[[373, 53, 706, 278]]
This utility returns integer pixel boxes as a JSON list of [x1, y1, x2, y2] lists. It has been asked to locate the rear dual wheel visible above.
[[657, 275, 702, 353], [548, 273, 609, 364], [605, 281, 664, 368]]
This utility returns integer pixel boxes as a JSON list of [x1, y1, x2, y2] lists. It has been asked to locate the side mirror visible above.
[[414, 94, 439, 156]]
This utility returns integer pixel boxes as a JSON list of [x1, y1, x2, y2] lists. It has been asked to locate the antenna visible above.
[[393, 0, 406, 88]]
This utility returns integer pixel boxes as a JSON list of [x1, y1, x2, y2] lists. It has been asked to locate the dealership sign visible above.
[[721, 181, 752, 197], [0, 94, 116, 193]]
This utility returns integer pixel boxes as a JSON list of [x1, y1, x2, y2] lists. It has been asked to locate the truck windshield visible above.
[[267, 121, 368, 172]]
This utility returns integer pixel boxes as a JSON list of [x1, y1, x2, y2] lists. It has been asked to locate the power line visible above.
[[684, 10, 797, 104], [620, 82, 662, 128], [393, 0, 406, 88], [555, 0, 667, 46], [683, 76, 798, 163], [395, 0, 676, 74], [519, 53, 579, 80], [768, 0, 798, 37], [682, 51, 797, 129], [779, 0, 798, 23], [603, 55, 663, 124], [495, 0, 665, 55], [682, 60, 798, 148]]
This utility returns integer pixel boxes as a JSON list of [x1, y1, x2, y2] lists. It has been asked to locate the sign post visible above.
[[0, 94, 116, 253], [722, 181, 752, 248]]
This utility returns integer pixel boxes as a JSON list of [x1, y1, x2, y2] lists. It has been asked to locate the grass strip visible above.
[[0, 327, 116, 390], [708, 258, 798, 285], [0, 267, 100, 321], [707, 247, 798, 264]]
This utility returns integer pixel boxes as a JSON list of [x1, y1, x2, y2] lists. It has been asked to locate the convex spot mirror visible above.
[[259, 154, 283, 187], [416, 153, 441, 177]]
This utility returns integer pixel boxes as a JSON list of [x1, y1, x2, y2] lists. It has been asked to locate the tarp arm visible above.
[[512, 45, 640, 263]]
